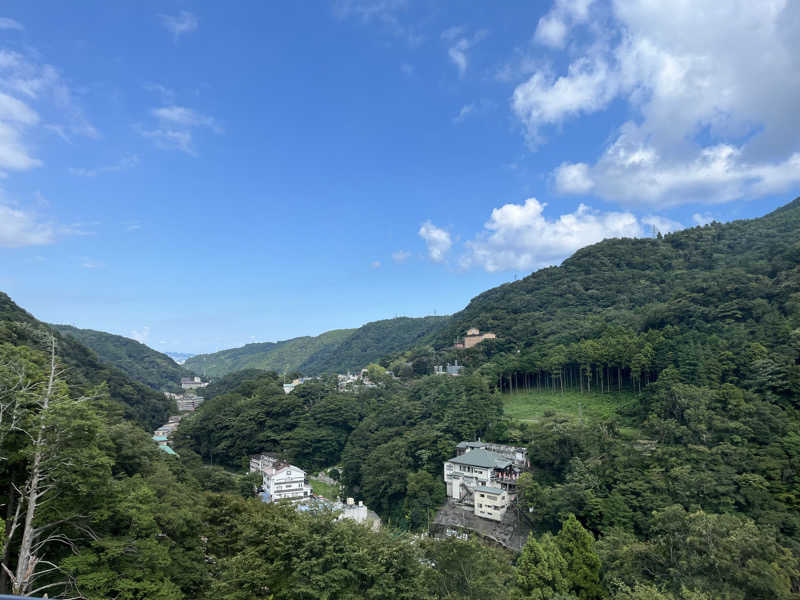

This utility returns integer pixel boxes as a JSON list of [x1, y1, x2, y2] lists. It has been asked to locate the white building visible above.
[[443, 447, 521, 502], [473, 486, 509, 521], [176, 395, 204, 411], [250, 454, 312, 502], [181, 376, 208, 391]]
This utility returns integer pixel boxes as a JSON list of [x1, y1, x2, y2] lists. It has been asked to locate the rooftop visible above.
[[446, 448, 512, 469], [474, 485, 504, 494]]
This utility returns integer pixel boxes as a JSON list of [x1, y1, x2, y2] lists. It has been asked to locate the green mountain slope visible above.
[[184, 328, 354, 378], [185, 315, 450, 379], [0, 292, 172, 430], [298, 315, 449, 374], [52, 324, 192, 392], [434, 198, 800, 360]]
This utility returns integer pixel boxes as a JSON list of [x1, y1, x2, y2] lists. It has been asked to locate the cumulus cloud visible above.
[[442, 27, 487, 77], [692, 212, 714, 226], [418, 221, 452, 262], [159, 11, 198, 40], [462, 198, 647, 272], [554, 161, 594, 194], [0, 203, 53, 247], [534, 0, 595, 48], [515, 1, 800, 206]]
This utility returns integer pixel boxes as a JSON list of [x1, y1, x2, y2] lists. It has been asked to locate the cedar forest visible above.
[[0, 198, 799, 599]]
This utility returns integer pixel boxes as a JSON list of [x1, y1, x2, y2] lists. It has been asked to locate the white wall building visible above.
[[181, 376, 208, 390], [443, 447, 521, 502], [473, 486, 509, 521], [250, 454, 312, 502]]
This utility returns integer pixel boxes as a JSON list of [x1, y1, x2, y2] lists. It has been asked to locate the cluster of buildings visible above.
[[453, 328, 496, 350], [165, 390, 205, 412], [153, 415, 182, 457], [443, 440, 529, 522], [181, 376, 208, 391], [434, 361, 464, 376], [249, 452, 380, 529], [283, 376, 318, 394], [337, 369, 379, 392]]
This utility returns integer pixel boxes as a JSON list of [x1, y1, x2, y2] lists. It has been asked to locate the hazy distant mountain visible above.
[[165, 352, 195, 365]]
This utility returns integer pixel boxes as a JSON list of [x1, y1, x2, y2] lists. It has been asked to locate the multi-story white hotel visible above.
[[249, 454, 312, 502]]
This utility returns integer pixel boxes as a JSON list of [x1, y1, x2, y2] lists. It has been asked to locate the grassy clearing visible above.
[[310, 478, 341, 501], [501, 390, 636, 424]]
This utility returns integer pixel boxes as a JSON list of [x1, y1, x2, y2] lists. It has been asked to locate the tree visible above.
[[404, 470, 445, 530], [555, 514, 603, 600], [515, 533, 571, 599]]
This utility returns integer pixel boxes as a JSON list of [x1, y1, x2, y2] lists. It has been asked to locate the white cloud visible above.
[[462, 198, 644, 272], [143, 82, 176, 103], [137, 126, 194, 154], [159, 11, 198, 40], [554, 161, 594, 194], [512, 57, 617, 146], [641, 214, 684, 234], [152, 106, 221, 132], [515, 0, 800, 206], [453, 104, 474, 124], [370, 260, 381, 269], [534, 0, 595, 48], [0, 203, 53, 247], [138, 106, 220, 155], [418, 221, 452, 262], [81, 258, 103, 269], [442, 27, 487, 77], [333, 0, 422, 45], [692, 212, 714, 226], [131, 326, 151, 344], [69, 154, 139, 177], [392, 250, 410, 263], [0, 18, 23, 31], [0, 48, 97, 174]]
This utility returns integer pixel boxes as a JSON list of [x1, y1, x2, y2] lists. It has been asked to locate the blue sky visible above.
[[1, 1, 798, 353]]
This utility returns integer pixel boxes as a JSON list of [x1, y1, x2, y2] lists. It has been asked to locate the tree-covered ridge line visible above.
[[184, 328, 355, 378], [434, 197, 800, 352], [184, 314, 449, 378], [51, 323, 194, 392]]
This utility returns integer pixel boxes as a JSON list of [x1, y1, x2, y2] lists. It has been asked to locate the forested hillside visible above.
[[298, 315, 449, 374], [184, 329, 354, 377], [185, 315, 448, 378], [0, 293, 172, 430], [2, 198, 799, 600], [178, 197, 800, 599], [52, 323, 192, 392]]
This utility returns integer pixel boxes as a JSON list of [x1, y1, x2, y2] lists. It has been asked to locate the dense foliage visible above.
[[185, 315, 449, 378], [298, 315, 449, 375], [1, 198, 799, 599], [184, 328, 354, 378], [0, 293, 172, 431], [52, 323, 193, 392]]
